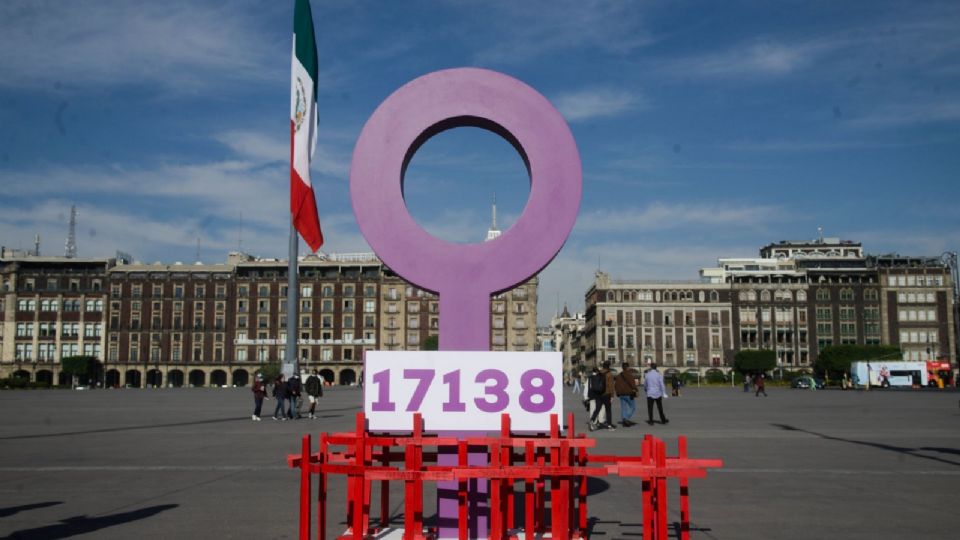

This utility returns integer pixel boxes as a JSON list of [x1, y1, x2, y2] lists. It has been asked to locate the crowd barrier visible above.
[[287, 412, 722, 540]]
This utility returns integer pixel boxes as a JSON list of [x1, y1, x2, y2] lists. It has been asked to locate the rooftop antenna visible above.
[[238, 211, 244, 252], [65, 204, 77, 258], [34, 234, 40, 256], [485, 193, 501, 241], [817, 226, 824, 244], [196, 236, 201, 262]]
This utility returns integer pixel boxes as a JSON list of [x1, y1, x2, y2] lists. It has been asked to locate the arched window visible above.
[[710, 291, 719, 302], [760, 290, 771, 302], [816, 288, 830, 301], [797, 290, 807, 302]]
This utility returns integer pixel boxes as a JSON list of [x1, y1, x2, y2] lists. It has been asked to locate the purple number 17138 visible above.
[[369, 369, 396, 412]]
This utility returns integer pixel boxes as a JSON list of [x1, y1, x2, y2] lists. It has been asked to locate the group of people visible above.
[[250, 369, 325, 421], [581, 361, 669, 431]]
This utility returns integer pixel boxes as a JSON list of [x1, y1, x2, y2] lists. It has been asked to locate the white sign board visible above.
[[364, 351, 563, 432]]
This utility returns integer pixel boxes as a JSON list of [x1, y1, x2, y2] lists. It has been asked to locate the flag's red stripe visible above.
[[291, 120, 324, 251]]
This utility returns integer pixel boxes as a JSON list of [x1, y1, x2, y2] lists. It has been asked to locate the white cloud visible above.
[[470, 0, 654, 64], [844, 101, 960, 129], [576, 202, 784, 233], [553, 88, 645, 122], [661, 38, 831, 79], [0, 0, 282, 92]]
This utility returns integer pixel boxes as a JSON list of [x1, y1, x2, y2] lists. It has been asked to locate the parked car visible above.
[[791, 376, 824, 389]]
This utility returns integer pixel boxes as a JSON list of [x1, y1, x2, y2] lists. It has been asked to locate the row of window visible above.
[[885, 275, 945, 288], [16, 299, 102, 312], [14, 342, 101, 361], [601, 327, 725, 350], [16, 279, 102, 292], [15, 322, 103, 338], [898, 309, 938, 322], [899, 330, 938, 344], [897, 292, 937, 304], [608, 290, 721, 303], [604, 311, 725, 327]]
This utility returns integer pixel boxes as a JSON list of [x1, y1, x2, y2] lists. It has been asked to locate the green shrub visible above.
[[705, 371, 727, 384]]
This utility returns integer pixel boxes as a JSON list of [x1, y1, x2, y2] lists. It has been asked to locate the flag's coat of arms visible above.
[[294, 78, 307, 132]]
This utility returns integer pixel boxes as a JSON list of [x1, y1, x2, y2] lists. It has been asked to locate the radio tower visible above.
[[65, 204, 77, 259]]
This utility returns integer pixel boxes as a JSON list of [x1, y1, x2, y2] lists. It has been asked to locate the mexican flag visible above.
[[290, 0, 323, 252]]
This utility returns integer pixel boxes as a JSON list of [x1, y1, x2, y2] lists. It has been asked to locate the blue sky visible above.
[[2, 0, 958, 325]]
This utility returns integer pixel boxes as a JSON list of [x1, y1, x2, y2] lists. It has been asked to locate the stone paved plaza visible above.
[[1, 384, 959, 539]]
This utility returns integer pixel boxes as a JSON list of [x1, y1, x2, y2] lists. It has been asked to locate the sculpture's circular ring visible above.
[[350, 67, 582, 295]]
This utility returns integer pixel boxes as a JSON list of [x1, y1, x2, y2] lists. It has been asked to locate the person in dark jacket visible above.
[[287, 375, 302, 419], [754, 373, 767, 397], [251, 373, 267, 421], [614, 362, 639, 426], [589, 361, 617, 431], [305, 369, 323, 419], [272, 375, 288, 421]]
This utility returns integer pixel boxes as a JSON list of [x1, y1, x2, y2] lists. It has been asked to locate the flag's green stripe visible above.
[[294, 0, 318, 95]]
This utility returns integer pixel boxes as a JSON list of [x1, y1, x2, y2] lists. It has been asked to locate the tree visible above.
[[815, 345, 900, 379], [257, 362, 282, 382], [422, 335, 439, 351], [733, 350, 776, 374], [60, 355, 101, 388]]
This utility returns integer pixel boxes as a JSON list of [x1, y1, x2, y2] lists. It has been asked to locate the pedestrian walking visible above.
[[272, 375, 288, 420], [589, 362, 616, 431], [754, 373, 767, 397], [743, 373, 751, 392], [288, 374, 302, 419], [614, 363, 639, 426], [643, 363, 669, 425], [251, 373, 267, 421], [671, 375, 681, 397], [305, 369, 323, 419], [571, 372, 582, 395]]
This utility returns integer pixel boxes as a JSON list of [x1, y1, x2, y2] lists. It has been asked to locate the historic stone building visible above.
[[0, 249, 538, 387], [585, 238, 957, 378], [584, 273, 735, 381]]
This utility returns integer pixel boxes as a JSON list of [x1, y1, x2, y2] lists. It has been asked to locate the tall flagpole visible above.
[[285, 224, 298, 379]]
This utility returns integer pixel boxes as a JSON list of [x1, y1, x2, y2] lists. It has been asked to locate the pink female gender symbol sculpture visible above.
[[351, 67, 582, 539], [351, 67, 582, 350]]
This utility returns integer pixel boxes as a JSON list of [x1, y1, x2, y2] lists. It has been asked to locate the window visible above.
[[15, 343, 34, 361], [864, 289, 878, 301], [816, 288, 830, 301], [258, 285, 270, 296], [344, 285, 355, 296], [816, 307, 832, 321], [839, 289, 855, 301], [301, 285, 313, 297], [364, 300, 376, 313]]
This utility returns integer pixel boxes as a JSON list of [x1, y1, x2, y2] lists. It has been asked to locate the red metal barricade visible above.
[[287, 413, 722, 540]]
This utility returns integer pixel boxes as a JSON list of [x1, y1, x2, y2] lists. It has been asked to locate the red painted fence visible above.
[[287, 412, 722, 540]]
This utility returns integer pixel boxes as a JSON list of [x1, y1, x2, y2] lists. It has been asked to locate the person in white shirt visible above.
[[643, 363, 669, 426]]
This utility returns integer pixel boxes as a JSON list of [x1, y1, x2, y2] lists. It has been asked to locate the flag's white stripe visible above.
[[290, 33, 316, 188]]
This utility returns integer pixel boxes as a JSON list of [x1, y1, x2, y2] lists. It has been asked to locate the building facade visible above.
[[584, 238, 957, 378], [0, 250, 537, 387]]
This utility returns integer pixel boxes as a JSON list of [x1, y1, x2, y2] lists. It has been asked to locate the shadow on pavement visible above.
[[0, 501, 62, 518], [772, 424, 960, 468], [0, 418, 249, 441], [4, 503, 177, 539]]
